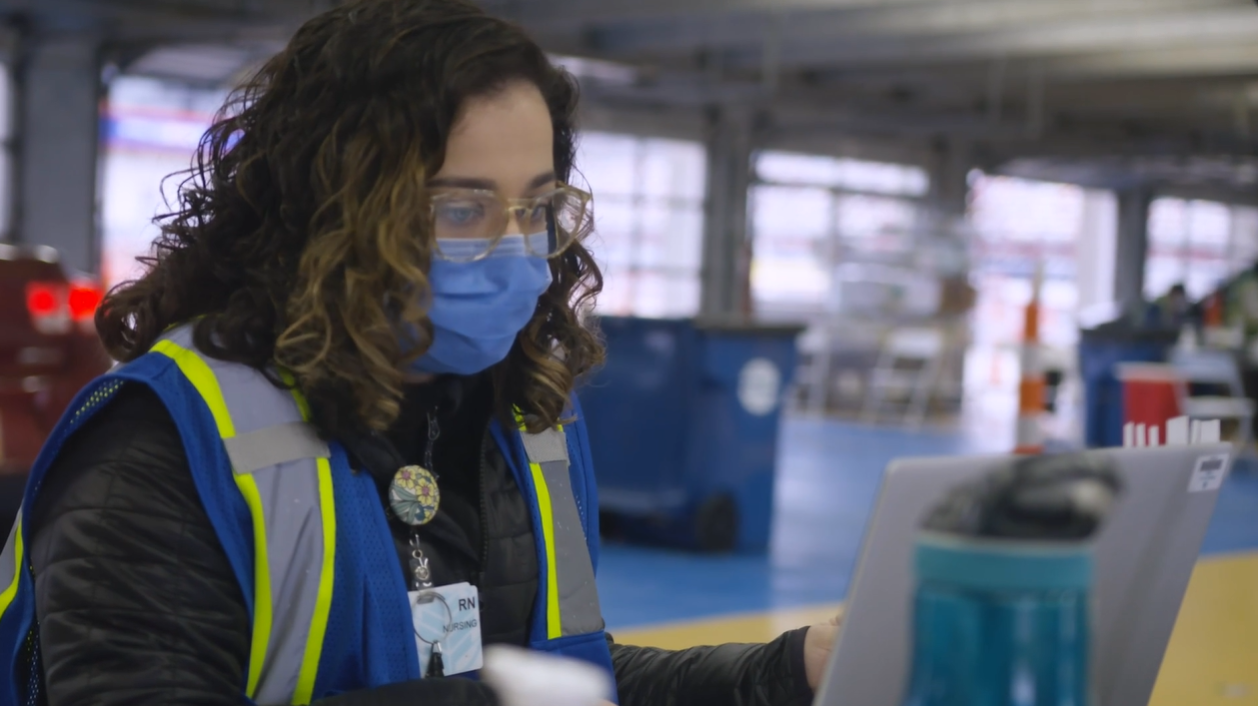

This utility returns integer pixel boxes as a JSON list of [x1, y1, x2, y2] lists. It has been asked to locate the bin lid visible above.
[[1114, 362, 1180, 382], [1079, 325, 1179, 345], [692, 316, 807, 336]]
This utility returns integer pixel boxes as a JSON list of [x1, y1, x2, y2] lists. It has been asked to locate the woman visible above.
[[0, 1, 837, 704]]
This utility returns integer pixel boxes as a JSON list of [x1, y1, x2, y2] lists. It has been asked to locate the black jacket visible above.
[[26, 378, 813, 706]]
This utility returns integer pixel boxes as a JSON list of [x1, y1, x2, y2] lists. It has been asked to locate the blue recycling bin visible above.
[[1078, 328, 1176, 448], [578, 317, 803, 553]]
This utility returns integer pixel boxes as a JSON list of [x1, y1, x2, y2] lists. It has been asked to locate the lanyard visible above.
[[408, 410, 440, 591]]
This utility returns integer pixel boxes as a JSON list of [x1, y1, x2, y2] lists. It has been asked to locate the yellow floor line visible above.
[[1150, 553, 1258, 706], [615, 554, 1258, 704]]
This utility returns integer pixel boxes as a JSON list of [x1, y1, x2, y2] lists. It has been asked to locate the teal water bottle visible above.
[[901, 454, 1121, 706], [902, 535, 1092, 706]]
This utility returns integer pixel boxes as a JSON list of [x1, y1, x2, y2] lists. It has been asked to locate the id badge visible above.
[[410, 582, 484, 676]]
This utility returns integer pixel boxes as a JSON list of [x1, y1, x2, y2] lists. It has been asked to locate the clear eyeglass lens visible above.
[[430, 188, 590, 261], [432, 195, 501, 241], [543, 190, 588, 256], [518, 202, 551, 236]]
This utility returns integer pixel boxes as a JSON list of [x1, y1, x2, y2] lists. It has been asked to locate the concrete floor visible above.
[[598, 417, 1258, 705]]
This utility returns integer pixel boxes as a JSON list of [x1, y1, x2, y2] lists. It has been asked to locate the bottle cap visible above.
[[921, 452, 1123, 541]]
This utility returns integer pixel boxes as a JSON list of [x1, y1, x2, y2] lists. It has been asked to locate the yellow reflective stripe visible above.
[[529, 459, 562, 640], [234, 473, 273, 698], [152, 340, 270, 699], [552, 422, 566, 639], [516, 411, 562, 640], [151, 340, 235, 438], [0, 520, 24, 619], [277, 368, 313, 423]]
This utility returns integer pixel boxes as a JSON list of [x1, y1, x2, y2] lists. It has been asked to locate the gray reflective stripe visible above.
[[254, 457, 326, 704], [523, 428, 604, 637], [161, 325, 330, 704], [1, 508, 21, 601], [225, 422, 330, 475], [161, 327, 301, 436], [521, 428, 569, 465]]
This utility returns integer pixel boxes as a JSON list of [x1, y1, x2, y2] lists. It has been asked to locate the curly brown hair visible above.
[[96, 0, 604, 437]]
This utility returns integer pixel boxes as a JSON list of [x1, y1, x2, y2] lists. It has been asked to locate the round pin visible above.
[[389, 465, 441, 526]]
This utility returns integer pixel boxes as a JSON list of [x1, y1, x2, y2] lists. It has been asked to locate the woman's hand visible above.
[[803, 613, 843, 691]]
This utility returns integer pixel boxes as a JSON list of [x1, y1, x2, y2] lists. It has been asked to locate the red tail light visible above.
[[26, 284, 60, 318], [68, 283, 104, 322], [25, 280, 102, 335]]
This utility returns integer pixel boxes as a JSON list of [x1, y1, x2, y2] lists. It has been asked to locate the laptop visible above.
[[813, 442, 1234, 706]]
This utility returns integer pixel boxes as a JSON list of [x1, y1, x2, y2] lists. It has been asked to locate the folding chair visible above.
[[861, 326, 947, 428]]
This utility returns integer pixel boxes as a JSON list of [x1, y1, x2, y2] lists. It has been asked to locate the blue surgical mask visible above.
[[411, 233, 553, 376]]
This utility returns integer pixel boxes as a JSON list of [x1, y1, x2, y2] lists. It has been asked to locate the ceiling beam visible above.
[[995, 157, 1258, 198], [587, 0, 1224, 58], [0, 0, 314, 35], [805, 64, 1255, 111], [492, 0, 918, 27], [575, 61, 1254, 155], [720, 7, 1258, 71], [1045, 44, 1258, 81], [984, 131, 1258, 162], [1044, 82, 1247, 115], [759, 115, 1239, 161], [569, 50, 1249, 137], [103, 19, 296, 44]]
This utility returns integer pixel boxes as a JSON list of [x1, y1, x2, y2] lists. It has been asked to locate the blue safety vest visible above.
[[0, 325, 614, 705]]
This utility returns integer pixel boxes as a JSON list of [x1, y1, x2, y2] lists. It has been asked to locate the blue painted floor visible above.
[[597, 417, 1258, 630]]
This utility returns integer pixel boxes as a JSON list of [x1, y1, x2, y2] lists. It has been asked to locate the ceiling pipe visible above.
[[1233, 90, 1251, 141], [986, 53, 1006, 124], [760, 12, 785, 95]]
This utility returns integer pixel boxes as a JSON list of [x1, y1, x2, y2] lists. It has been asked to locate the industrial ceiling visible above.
[[3, 0, 1258, 196]]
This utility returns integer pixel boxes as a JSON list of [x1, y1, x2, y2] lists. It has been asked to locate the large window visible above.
[[576, 132, 706, 318], [100, 77, 225, 288], [966, 174, 1117, 422], [100, 88, 710, 317], [968, 175, 1096, 351], [1144, 198, 1258, 301], [749, 150, 932, 317]]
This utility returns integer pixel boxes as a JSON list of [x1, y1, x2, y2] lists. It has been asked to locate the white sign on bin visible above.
[[738, 358, 782, 416]]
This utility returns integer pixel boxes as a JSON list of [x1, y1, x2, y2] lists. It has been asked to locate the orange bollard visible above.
[[1015, 275, 1046, 454], [1204, 292, 1224, 328]]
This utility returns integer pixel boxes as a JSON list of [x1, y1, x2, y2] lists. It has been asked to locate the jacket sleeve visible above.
[[607, 629, 813, 706], [27, 383, 497, 706]]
